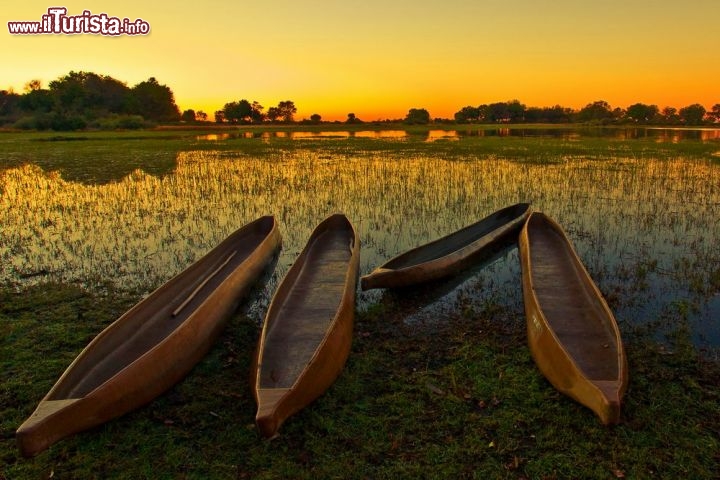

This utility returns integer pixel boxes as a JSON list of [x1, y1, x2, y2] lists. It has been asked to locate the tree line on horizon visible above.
[[1, 71, 719, 130], [0, 71, 180, 131], [450, 99, 720, 127]]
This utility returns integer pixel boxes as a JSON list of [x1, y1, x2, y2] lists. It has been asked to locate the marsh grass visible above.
[[2, 132, 718, 345], [1, 127, 719, 478], [1, 282, 718, 479]]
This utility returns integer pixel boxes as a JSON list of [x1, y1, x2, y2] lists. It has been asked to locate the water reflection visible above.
[[354, 130, 407, 139], [200, 133, 232, 141], [196, 130, 408, 141], [290, 131, 351, 139], [1, 151, 718, 349], [195, 127, 720, 142], [646, 128, 720, 141], [426, 130, 459, 142]]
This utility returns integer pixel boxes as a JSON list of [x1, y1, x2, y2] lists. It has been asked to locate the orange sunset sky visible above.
[[3, 0, 719, 122]]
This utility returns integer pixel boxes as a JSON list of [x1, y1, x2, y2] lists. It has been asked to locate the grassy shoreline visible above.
[[1, 281, 718, 479], [1, 126, 718, 188]]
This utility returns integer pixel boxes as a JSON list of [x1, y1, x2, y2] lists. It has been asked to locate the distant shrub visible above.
[[13, 116, 39, 130], [117, 115, 149, 129], [0, 116, 19, 127], [94, 114, 152, 130], [13, 114, 56, 130], [50, 114, 87, 131]]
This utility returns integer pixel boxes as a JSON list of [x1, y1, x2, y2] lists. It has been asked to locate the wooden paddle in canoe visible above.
[[16, 216, 282, 457], [253, 214, 360, 438], [519, 212, 628, 424], [360, 203, 531, 290]]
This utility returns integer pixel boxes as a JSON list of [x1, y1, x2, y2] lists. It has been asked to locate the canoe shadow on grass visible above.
[[236, 252, 282, 325], [366, 237, 520, 319]]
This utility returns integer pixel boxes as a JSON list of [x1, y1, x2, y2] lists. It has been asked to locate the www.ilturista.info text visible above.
[[8, 7, 150, 35]]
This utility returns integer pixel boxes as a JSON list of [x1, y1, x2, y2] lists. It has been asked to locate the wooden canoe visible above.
[[361, 203, 531, 290], [253, 214, 360, 438], [519, 212, 628, 424], [16, 216, 282, 457]]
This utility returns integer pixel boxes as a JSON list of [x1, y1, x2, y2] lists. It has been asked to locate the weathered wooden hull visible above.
[[519, 212, 628, 425], [253, 214, 360, 438], [361, 203, 531, 290], [16, 216, 282, 457]]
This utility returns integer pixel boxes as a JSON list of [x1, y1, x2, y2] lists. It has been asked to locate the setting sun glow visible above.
[[3, 0, 719, 121]]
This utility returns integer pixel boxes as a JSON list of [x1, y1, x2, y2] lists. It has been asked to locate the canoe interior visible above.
[[259, 223, 355, 390], [48, 217, 276, 400], [383, 203, 529, 269], [527, 215, 619, 381]]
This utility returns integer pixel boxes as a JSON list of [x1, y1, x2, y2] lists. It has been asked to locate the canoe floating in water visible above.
[[519, 212, 628, 425], [16, 216, 282, 457], [253, 214, 360, 438], [361, 203, 531, 290]]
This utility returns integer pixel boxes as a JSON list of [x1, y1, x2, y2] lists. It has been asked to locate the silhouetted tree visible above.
[[625, 103, 660, 123], [18, 87, 53, 113], [0, 90, 19, 113], [24, 79, 43, 92], [47, 71, 131, 117], [222, 100, 251, 123], [214, 110, 225, 123], [404, 108, 431, 124], [181, 109, 196, 122], [128, 77, 180, 122], [196, 110, 208, 122], [251, 101, 265, 123], [523, 107, 543, 123], [454, 106, 481, 123], [84, 74, 129, 114], [0, 90, 21, 124], [266, 107, 280, 123], [310, 113, 322, 123], [661, 106, 680, 125], [481, 101, 525, 123], [679, 103, 706, 125], [487, 102, 510, 123], [476, 104, 490, 122], [346, 112, 359, 124], [577, 100, 615, 124], [277, 100, 297, 123], [48, 71, 90, 114], [709, 104, 720, 123], [506, 100, 526, 123], [524, 105, 573, 123]]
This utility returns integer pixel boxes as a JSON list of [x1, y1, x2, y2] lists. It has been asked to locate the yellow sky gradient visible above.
[[3, 0, 719, 121]]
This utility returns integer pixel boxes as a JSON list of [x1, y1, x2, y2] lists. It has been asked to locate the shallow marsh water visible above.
[[1, 128, 718, 351]]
